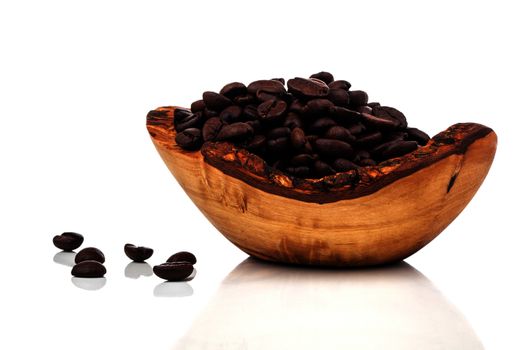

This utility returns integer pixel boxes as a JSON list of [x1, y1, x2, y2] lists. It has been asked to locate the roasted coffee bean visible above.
[[176, 128, 203, 150], [348, 123, 366, 135], [361, 113, 400, 131], [291, 127, 307, 150], [328, 80, 351, 90], [289, 99, 305, 113], [291, 153, 315, 166], [383, 131, 408, 142], [247, 80, 286, 95], [372, 106, 408, 129], [72, 260, 106, 278], [327, 89, 350, 107], [272, 78, 285, 85], [348, 90, 369, 107], [220, 82, 247, 98], [357, 105, 373, 114], [167, 251, 197, 265], [333, 158, 358, 172], [287, 78, 329, 98], [315, 139, 353, 158], [219, 105, 243, 123], [124, 243, 154, 262], [190, 100, 206, 113], [324, 126, 355, 143], [234, 94, 256, 106], [53, 232, 84, 251], [153, 262, 194, 281], [267, 137, 289, 153], [175, 112, 204, 132], [246, 134, 266, 152], [406, 127, 430, 145], [332, 107, 361, 124], [381, 140, 418, 159], [243, 104, 259, 120], [283, 112, 303, 130], [368, 102, 381, 108], [202, 91, 232, 111], [202, 117, 224, 141], [286, 166, 310, 177], [75, 247, 105, 264], [309, 118, 337, 134], [174, 109, 192, 123], [203, 108, 218, 119], [257, 99, 287, 121], [304, 99, 335, 116], [314, 160, 336, 176], [216, 122, 254, 141], [354, 132, 383, 148], [245, 120, 261, 132], [309, 71, 334, 84], [256, 90, 279, 102], [267, 127, 291, 140]]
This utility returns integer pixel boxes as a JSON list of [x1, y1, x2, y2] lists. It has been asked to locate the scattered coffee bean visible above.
[[75, 247, 105, 264], [53, 232, 84, 251], [71, 260, 106, 278], [153, 262, 194, 282], [124, 243, 154, 262], [167, 251, 197, 265]]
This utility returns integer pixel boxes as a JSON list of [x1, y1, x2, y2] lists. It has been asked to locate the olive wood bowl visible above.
[[147, 106, 497, 267]]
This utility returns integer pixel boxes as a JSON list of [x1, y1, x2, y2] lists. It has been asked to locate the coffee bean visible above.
[[53, 232, 84, 251], [361, 113, 399, 131], [202, 91, 232, 111], [291, 127, 307, 150], [368, 102, 381, 108], [372, 106, 408, 129], [359, 158, 377, 166], [327, 89, 350, 107], [243, 104, 259, 120], [203, 108, 218, 119], [291, 153, 315, 166], [190, 100, 206, 113], [383, 131, 408, 142], [174, 109, 192, 123], [124, 243, 154, 262], [256, 90, 279, 102], [289, 99, 305, 113], [309, 71, 334, 84], [309, 118, 337, 134], [220, 82, 247, 99], [216, 122, 254, 141], [328, 80, 351, 90], [381, 140, 418, 159], [283, 112, 303, 130], [348, 123, 366, 135], [267, 137, 289, 153], [333, 158, 358, 172], [167, 251, 197, 264], [234, 94, 256, 106], [315, 139, 353, 158], [267, 127, 291, 140], [406, 127, 430, 145], [202, 117, 224, 141], [72, 260, 106, 278], [304, 99, 335, 116], [175, 112, 204, 132], [314, 160, 336, 176], [287, 78, 329, 98], [257, 99, 287, 121], [272, 78, 285, 85], [247, 80, 286, 95], [246, 134, 266, 152], [286, 166, 310, 177], [153, 262, 193, 281], [355, 132, 383, 147], [348, 90, 369, 107], [332, 107, 361, 124], [75, 247, 105, 264], [176, 128, 203, 150], [219, 105, 243, 123], [245, 120, 261, 132], [324, 126, 355, 143]]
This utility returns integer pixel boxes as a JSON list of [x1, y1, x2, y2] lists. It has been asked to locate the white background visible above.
[[1, 1, 524, 349]]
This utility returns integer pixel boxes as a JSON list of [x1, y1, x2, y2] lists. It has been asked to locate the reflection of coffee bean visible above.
[[75, 247, 105, 264], [124, 243, 154, 262], [53, 232, 84, 251], [71, 260, 106, 278], [167, 251, 197, 265], [153, 262, 194, 282]]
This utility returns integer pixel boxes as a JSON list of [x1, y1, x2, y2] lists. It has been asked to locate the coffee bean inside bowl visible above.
[[124, 243, 154, 262], [167, 251, 197, 265], [75, 247, 105, 264], [153, 262, 194, 282], [52, 232, 84, 251], [173, 72, 430, 179], [71, 260, 106, 278]]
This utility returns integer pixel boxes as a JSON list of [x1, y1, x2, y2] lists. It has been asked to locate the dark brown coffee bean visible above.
[[75, 247, 105, 264], [357, 105, 373, 114], [381, 140, 418, 159], [328, 80, 351, 90], [289, 99, 305, 113], [203, 108, 218, 119], [291, 153, 315, 166], [368, 102, 381, 107], [354, 131, 383, 147], [304, 99, 335, 116], [348, 123, 366, 135], [190, 100, 206, 113], [72, 260, 106, 278], [315, 139, 353, 158], [202, 117, 224, 141], [348, 90, 369, 107], [383, 131, 408, 142], [174, 109, 192, 123], [234, 94, 256, 106], [332, 107, 361, 124], [245, 120, 261, 132], [309, 118, 337, 134], [256, 90, 279, 102], [290, 127, 307, 150], [332, 158, 358, 172], [372, 106, 407, 129], [243, 104, 259, 120], [176, 128, 203, 150], [327, 89, 350, 107], [372, 140, 401, 157], [202, 91, 232, 111], [257, 99, 287, 121], [219, 105, 243, 123], [286, 166, 310, 177], [283, 112, 303, 130], [406, 127, 430, 145], [267, 127, 291, 140], [272, 78, 285, 85], [309, 71, 334, 84], [267, 137, 289, 153], [124, 243, 154, 262], [219, 82, 247, 98], [167, 251, 197, 265], [361, 113, 400, 131], [216, 122, 254, 141], [314, 160, 336, 177], [53, 232, 84, 251], [247, 80, 286, 95], [287, 78, 329, 98], [246, 134, 266, 152], [175, 112, 204, 132], [324, 126, 355, 143], [153, 262, 193, 281]]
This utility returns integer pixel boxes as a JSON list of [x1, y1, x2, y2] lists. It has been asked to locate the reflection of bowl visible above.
[[147, 107, 497, 266], [176, 258, 483, 349]]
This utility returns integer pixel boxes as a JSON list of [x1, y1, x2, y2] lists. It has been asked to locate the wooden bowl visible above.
[[147, 106, 497, 267]]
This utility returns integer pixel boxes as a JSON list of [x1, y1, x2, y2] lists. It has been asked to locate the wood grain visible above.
[[147, 106, 497, 266]]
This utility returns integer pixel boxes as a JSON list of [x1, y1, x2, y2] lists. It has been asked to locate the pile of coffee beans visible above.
[[174, 72, 430, 178], [153, 251, 197, 282]]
